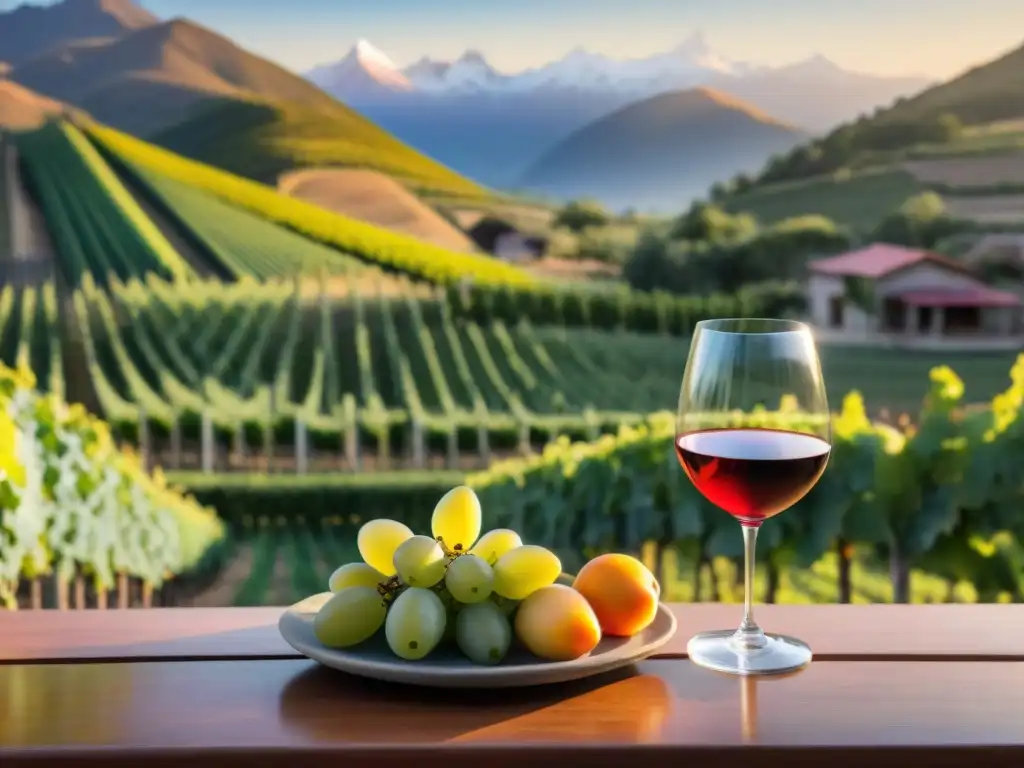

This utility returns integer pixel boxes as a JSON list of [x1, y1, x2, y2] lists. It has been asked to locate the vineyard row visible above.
[[31, 278, 683, 461]]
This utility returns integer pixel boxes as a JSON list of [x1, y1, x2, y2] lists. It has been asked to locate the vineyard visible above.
[[0, 361, 223, 610], [0, 274, 1011, 478], [85, 121, 536, 287], [1, 114, 1023, 609], [467, 355, 1024, 605], [169, 353, 1024, 608], [174, 469, 986, 609]]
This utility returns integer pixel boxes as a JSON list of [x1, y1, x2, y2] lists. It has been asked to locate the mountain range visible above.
[[5, 9, 339, 136], [306, 36, 933, 189], [0, 0, 1016, 216]]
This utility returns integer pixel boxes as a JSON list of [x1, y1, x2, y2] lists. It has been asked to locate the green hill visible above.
[[152, 97, 487, 199], [713, 39, 1024, 221], [11, 118, 525, 287], [872, 39, 1024, 128]]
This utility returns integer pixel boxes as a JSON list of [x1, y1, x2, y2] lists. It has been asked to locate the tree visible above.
[[872, 192, 956, 248], [553, 200, 610, 233], [622, 231, 675, 292], [669, 202, 757, 243], [935, 112, 964, 143]]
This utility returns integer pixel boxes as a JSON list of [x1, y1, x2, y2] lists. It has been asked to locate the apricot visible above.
[[514, 584, 602, 662], [572, 553, 660, 637]]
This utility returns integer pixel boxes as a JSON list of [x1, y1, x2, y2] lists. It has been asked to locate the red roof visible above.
[[898, 287, 1021, 308], [809, 244, 970, 279]]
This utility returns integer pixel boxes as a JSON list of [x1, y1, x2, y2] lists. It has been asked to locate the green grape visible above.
[[385, 587, 447, 661], [444, 554, 494, 604], [469, 528, 523, 564], [492, 545, 562, 601], [393, 535, 447, 588], [357, 518, 414, 576], [431, 485, 482, 553], [456, 601, 512, 665], [313, 586, 386, 649], [328, 562, 387, 593]]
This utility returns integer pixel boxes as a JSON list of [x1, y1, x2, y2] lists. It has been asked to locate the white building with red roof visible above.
[[808, 244, 1022, 346]]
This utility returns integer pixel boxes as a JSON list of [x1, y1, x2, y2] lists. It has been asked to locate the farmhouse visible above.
[[807, 244, 1023, 346], [467, 217, 547, 262]]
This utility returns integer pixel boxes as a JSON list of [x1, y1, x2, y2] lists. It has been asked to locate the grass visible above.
[[151, 98, 489, 200], [723, 168, 923, 231]]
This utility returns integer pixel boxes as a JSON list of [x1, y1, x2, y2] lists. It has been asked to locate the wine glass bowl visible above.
[[676, 318, 831, 676]]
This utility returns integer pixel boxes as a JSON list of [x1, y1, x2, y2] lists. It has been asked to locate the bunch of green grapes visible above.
[[313, 486, 562, 665]]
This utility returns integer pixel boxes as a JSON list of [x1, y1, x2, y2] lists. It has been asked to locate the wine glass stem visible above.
[[734, 524, 767, 650]]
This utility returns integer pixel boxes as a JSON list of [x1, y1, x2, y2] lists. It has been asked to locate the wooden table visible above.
[[3, 604, 1024, 767]]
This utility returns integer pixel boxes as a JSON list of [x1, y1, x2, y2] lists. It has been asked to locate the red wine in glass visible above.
[[676, 317, 831, 676], [675, 428, 830, 527]]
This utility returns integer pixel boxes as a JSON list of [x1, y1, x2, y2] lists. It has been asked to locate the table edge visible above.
[[3, 744, 1023, 768]]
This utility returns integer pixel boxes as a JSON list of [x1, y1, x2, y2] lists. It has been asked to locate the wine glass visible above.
[[676, 318, 831, 676]]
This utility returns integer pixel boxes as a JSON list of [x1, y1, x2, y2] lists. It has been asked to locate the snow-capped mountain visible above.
[[404, 50, 508, 93], [306, 39, 412, 99], [303, 34, 931, 190], [501, 32, 749, 94], [398, 32, 749, 95]]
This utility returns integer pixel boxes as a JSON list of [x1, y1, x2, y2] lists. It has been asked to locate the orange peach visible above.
[[572, 553, 660, 637], [514, 584, 602, 661]]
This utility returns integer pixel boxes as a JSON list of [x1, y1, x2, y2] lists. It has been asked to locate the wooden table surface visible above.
[[3, 604, 1024, 768]]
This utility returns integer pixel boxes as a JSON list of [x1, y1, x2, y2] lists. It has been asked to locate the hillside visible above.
[[152, 98, 487, 198], [871, 39, 1024, 128], [520, 88, 806, 211], [0, 79, 70, 129], [724, 40, 1024, 202], [0, 0, 157, 67], [278, 168, 478, 251], [10, 17, 340, 136], [6, 9, 486, 198]]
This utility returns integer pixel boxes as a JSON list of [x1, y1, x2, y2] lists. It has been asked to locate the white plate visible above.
[[278, 590, 678, 689]]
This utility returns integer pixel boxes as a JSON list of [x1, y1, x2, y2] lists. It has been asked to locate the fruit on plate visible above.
[[444, 553, 494, 604], [514, 584, 602, 662], [432, 485, 482, 553], [456, 600, 512, 665], [386, 587, 447, 661], [492, 545, 562, 601], [469, 528, 523, 564], [393, 535, 447, 588], [328, 562, 387, 593], [314, 586, 387, 649], [572, 553, 660, 637], [306, 485, 667, 667], [357, 518, 413, 576]]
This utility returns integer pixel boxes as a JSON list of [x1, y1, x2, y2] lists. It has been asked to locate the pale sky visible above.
[[5, 0, 1024, 79]]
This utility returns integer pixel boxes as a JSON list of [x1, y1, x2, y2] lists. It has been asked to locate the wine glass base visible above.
[[687, 630, 812, 676]]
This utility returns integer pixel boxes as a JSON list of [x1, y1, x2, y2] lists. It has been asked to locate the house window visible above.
[[828, 296, 844, 329], [883, 298, 906, 331], [917, 306, 933, 333]]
